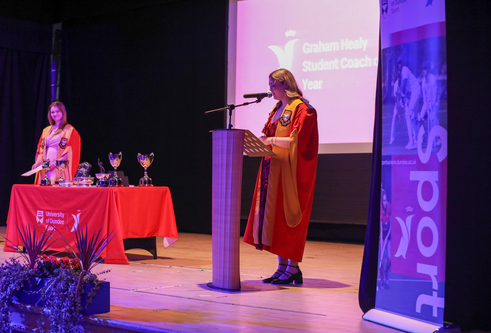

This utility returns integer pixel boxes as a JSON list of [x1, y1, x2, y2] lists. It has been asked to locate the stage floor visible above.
[[0, 227, 399, 333]]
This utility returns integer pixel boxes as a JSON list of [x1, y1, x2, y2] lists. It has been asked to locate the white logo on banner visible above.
[[269, 39, 299, 70], [36, 210, 44, 226], [394, 215, 413, 258], [42, 210, 66, 231], [381, 0, 388, 18]]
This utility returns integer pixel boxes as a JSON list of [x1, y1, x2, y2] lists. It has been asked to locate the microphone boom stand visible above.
[[204, 98, 266, 129]]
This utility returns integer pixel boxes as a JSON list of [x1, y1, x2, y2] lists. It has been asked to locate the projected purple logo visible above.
[[284, 29, 296, 37], [268, 31, 298, 70]]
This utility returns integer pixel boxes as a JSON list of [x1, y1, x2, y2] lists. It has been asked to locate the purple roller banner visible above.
[[367, 0, 448, 331]]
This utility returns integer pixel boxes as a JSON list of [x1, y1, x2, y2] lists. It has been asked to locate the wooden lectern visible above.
[[209, 129, 275, 290]]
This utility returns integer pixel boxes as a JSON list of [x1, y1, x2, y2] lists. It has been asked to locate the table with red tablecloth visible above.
[[4, 185, 178, 264]]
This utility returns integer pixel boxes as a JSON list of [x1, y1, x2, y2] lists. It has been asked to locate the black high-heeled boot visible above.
[[262, 263, 287, 283], [271, 265, 303, 285]]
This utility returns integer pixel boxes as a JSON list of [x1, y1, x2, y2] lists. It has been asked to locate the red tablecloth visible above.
[[4, 185, 178, 264]]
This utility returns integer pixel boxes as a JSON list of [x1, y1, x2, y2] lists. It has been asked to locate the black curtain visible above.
[[0, 16, 52, 225], [358, 33, 382, 313], [444, 1, 491, 331], [59, 1, 227, 233]]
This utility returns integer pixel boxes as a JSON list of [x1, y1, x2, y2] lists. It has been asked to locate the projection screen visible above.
[[228, 0, 380, 153]]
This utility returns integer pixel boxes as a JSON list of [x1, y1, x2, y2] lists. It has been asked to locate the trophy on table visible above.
[[108, 152, 123, 187], [95, 158, 109, 187], [55, 159, 69, 185], [40, 159, 51, 186], [73, 162, 94, 187], [137, 153, 154, 186]]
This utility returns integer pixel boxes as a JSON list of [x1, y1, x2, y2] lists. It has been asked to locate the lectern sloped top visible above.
[[243, 130, 277, 157]]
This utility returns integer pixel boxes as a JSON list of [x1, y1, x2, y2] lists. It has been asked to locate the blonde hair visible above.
[[269, 68, 303, 99], [48, 101, 68, 134]]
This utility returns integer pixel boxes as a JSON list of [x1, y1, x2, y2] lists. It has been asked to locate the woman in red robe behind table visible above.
[[243, 69, 319, 285], [32, 101, 81, 185]]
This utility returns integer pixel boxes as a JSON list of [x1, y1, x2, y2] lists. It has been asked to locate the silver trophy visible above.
[[40, 159, 51, 186], [95, 173, 110, 187], [108, 152, 123, 187], [73, 162, 93, 187], [96, 158, 109, 187], [55, 159, 69, 184], [137, 153, 154, 186]]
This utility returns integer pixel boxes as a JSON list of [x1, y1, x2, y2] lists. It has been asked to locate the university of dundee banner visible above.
[[363, 1, 448, 332]]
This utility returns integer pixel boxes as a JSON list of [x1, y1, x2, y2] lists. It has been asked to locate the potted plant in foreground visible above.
[[0, 223, 118, 333]]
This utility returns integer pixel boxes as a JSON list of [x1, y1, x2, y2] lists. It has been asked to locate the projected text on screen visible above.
[[232, 0, 380, 153]]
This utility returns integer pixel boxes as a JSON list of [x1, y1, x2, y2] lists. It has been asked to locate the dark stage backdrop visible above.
[[0, 16, 52, 225], [58, 1, 227, 234], [443, 1, 491, 331]]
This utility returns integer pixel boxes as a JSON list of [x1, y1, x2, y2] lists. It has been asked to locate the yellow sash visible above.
[[254, 99, 303, 246], [35, 125, 77, 183]]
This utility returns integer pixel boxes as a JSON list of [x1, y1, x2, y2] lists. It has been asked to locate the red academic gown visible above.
[[243, 98, 318, 262], [34, 124, 81, 184]]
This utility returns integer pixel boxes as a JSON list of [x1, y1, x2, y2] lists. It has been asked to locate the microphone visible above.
[[243, 91, 272, 100]]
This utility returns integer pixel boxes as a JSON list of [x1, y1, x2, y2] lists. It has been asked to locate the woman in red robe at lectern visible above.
[[32, 101, 81, 185], [243, 69, 319, 285]]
